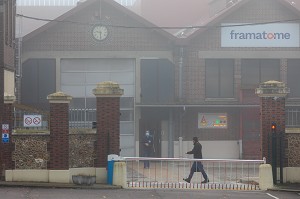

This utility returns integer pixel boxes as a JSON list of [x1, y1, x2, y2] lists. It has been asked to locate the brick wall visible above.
[[47, 103, 69, 170], [95, 97, 120, 167], [260, 97, 286, 163], [0, 103, 14, 173]]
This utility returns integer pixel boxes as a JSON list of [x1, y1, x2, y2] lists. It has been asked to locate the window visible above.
[[241, 59, 280, 88], [287, 59, 300, 98], [141, 59, 175, 103], [205, 59, 234, 98]]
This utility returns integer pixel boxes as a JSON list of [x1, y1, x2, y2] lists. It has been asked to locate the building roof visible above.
[[18, 0, 300, 41], [21, 0, 177, 42]]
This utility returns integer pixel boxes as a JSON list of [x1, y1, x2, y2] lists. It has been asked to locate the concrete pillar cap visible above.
[[47, 91, 72, 103], [93, 81, 124, 97], [255, 80, 290, 97], [4, 93, 16, 104]]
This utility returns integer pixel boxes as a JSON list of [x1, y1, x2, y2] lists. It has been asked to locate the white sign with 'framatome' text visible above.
[[221, 23, 299, 47]]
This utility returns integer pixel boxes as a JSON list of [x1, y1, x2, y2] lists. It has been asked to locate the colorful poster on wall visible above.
[[198, 113, 227, 129]]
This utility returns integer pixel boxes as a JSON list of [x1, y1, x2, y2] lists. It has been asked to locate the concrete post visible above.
[[93, 81, 124, 167], [47, 91, 72, 170], [113, 162, 127, 188], [259, 164, 274, 190]]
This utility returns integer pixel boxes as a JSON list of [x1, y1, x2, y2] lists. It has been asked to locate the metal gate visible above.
[[125, 157, 264, 190]]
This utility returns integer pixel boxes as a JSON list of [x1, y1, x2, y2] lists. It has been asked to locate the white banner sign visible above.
[[24, 115, 42, 127], [221, 23, 299, 47]]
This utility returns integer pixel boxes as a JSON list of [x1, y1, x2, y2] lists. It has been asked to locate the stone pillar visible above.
[[255, 81, 289, 162], [47, 92, 72, 170], [0, 94, 16, 177], [93, 82, 124, 167]]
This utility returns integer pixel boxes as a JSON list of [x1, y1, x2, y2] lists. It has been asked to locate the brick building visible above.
[[19, 0, 300, 160], [0, 0, 16, 141]]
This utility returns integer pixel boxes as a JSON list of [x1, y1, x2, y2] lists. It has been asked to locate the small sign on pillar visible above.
[[2, 124, 10, 143]]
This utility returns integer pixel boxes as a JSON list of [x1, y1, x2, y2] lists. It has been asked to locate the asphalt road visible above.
[[0, 187, 299, 199]]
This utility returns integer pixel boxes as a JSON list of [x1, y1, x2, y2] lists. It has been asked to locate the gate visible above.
[[267, 131, 285, 184], [124, 157, 264, 190]]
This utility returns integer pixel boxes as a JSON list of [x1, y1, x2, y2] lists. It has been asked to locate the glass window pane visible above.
[[110, 72, 135, 84], [241, 59, 260, 88], [288, 59, 300, 97], [85, 72, 110, 84], [120, 110, 134, 121], [61, 73, 85, 85], [260, 59, 280, 83], [206, 60, 219, 98], [121, 97, 134, 108], [220, 60, 234, 97], [120, 122, 134, 135], [61, 85, 85, 97]]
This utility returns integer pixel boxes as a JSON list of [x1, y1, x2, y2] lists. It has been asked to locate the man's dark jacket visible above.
[[186, 141, 203, 159]]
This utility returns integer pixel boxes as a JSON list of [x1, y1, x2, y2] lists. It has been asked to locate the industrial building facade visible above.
[[19, 0, 300, 159]]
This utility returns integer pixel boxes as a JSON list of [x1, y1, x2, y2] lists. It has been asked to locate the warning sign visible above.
[[2, 124, 9, 130], [24, 115, 42, 127]]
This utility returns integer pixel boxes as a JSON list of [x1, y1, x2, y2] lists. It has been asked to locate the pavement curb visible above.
[[0, 181, 122, 189]]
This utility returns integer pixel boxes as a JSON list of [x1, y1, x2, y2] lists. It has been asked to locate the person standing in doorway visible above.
[[142, 130, 153, 168], [183, 137, 209, 183]]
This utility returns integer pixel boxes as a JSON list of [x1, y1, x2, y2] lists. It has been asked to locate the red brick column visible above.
[[0, 94, 16, 177], [93, 82, 123, 167], [47, 92, 72, 170], [255, 81, 289, 163]]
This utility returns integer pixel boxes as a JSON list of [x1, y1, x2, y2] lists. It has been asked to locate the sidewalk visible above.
[[269, 183, 300, 192], [0, 181, 122, 189]]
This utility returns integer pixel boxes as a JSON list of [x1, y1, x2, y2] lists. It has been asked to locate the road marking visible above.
[[267, 193, 279, 199]]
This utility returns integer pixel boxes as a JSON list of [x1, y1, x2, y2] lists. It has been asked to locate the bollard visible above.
[[113, 162, 127, 188], [259, 164, 274, 190]]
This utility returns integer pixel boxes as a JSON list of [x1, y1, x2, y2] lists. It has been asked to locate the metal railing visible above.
[[286, 108, 300, 128], [13, 103, 50, 130], [124, 157, 265, 190], [69, 108, 96, 128]]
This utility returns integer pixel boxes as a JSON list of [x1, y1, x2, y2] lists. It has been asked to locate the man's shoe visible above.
[[183, 178, 191, 183], [201, 179, 209, 183]]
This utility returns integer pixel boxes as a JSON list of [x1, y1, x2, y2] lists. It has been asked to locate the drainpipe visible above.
[[168, 109, 173, 158], [178, 47, 184, 101], [178, 47, 184, 158]]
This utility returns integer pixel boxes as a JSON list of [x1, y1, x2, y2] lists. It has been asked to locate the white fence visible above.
[[124, 157, 265, 190]]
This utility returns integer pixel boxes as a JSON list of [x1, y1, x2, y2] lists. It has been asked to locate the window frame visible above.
[[205, 59, 235, 98]]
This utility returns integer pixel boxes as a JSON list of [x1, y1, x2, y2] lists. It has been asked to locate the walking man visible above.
[[183, 137, 209, 183]]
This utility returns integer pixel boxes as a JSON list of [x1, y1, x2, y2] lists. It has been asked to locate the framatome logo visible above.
[[221, 23, 299, 47], [229, 30, 291, 40]]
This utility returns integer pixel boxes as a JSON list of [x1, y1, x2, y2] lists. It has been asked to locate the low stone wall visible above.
[[286, 133, 300, 167], [69, 129, 97, 168], [11, 129, 97, 169], [12, 134, 49, 169]]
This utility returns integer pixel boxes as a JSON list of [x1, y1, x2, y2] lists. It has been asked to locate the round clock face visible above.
[[92, 25, 108, 41]]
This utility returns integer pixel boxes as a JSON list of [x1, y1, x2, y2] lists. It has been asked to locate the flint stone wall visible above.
[[11, 129, 97, 169], [286, 133, 300, 167]]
